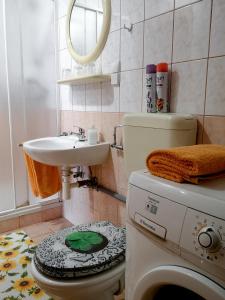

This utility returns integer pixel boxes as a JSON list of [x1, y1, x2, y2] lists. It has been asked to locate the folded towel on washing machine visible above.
[[146, 144, 225, 184]]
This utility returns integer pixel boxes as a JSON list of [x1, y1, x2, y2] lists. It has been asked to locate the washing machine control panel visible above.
[[180, 208, 225, 268], [128, 185, 187, 245]]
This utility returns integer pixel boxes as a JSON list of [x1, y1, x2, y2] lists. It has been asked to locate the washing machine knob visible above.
[[197, 227, 221, 251]]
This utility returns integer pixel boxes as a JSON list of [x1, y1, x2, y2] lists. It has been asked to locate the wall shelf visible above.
[[57, 74, 111, 86]]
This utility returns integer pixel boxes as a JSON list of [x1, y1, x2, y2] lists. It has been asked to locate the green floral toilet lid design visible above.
[[34, 221, 126, 279], [65, 231, 108, 254]]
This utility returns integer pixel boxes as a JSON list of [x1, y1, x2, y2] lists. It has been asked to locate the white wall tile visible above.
[[175, 0, 202, 9], [72, 85, 86, 111], [86, 83, 101, 111], [205, 57, 225, 116], [210, 0, 225, 57], [145, 0, 174, 19], [57, 0, 68, 19], [56, 0, 225, 125], [120, 69, 143, 112], [58, 16, 67, 50], [71, 57, 81, 74], [170, 59, 207, 114], [121, 22, 144, 71], [102, 81, 120, 112], [102, 30, 120, 74], [111, 0, 121, 32], [59, 49, 72, 79], [60, 85, 73, 110], [144, 12, 173, 65], [121, 0, 145, 25], [173, 0, 211, 62]]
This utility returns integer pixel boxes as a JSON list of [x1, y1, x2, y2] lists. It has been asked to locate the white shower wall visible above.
[[0, 0, 59, 212], [0, 0, 15, 212]]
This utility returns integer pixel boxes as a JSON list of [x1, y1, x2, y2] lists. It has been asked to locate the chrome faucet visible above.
[[60, 126, 86, 141], [72, 126, 86, 141], [60, 132, 69, 136]]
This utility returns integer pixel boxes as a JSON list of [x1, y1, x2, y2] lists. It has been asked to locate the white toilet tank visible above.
[[122, 113, 197, 175]]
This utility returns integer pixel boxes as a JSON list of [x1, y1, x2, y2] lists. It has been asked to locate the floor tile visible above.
[[0, 217, 20, 234], [46, 217, 73, 232], [20, 222, 53, 239]]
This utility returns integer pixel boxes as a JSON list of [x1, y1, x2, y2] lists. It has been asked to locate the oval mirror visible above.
[[66, 0, 111, 65]]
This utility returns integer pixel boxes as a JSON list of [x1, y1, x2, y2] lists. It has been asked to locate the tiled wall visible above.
[[57, 0, 225, 224]]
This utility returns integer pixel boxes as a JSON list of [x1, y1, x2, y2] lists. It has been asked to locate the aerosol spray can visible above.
[[156, 63, 169, 113], [146, 64, 156, 113]]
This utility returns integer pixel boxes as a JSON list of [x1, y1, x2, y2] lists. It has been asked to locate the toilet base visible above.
[[31, 260, 125, 300], [44, 282, 120, 300], [51, 293, 116, 300], [51, 291, 117, 300]]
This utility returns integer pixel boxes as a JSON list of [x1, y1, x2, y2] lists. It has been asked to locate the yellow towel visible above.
[[146, 144, 225, 184], [24, 152, 61, 198]]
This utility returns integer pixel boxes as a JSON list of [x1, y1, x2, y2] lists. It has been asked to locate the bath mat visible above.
[[0, 230, 53, 300]]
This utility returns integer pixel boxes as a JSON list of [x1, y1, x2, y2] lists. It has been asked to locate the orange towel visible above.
[[24, 152, 61, 198], [146, 144, 225, 184]]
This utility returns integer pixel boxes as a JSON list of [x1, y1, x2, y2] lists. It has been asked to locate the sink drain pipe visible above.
[[61, 166, 126, 202], [61, 167, 98, 200], [61, 167, 73, 200]]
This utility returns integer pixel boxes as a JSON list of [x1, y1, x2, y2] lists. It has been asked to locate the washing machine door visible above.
[[133, 265, 225, 300]]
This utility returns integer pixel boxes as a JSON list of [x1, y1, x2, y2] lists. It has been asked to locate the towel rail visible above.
[[111, 125, 123, 150]]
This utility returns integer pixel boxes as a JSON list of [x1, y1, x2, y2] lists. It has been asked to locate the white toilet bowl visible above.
[[31, 260, 125, 300], [30, 222, 126, 300]]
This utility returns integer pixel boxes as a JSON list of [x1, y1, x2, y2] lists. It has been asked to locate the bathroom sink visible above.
[[23, 136, 110, 166]]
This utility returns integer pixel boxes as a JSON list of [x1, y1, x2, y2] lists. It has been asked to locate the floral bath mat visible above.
[[0, 231, 53, 300]]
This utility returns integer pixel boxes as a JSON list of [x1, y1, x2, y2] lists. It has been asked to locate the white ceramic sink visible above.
[[23, 136, 110, 166]]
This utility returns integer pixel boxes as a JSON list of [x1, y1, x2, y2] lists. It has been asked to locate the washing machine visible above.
[[126, 170, 225, 300]]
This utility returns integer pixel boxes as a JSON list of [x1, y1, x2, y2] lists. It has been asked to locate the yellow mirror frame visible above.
[[66, 0, 111, 65]]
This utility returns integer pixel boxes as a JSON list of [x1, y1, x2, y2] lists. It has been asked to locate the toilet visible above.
[[31, 113, 197, 300], [31, 221, 126, 300]]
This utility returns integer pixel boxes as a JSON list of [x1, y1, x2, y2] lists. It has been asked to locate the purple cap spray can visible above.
[[146, 64, 156, 113]]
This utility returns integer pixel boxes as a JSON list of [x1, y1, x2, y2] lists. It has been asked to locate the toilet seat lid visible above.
[[34, 221, 126, 279]]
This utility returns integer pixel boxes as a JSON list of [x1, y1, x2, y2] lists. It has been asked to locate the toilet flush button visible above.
[[135, 213, 166, 239]]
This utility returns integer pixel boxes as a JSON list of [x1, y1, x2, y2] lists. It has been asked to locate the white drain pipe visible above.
[[61, 167, 71, 200], [61, 167, 79, 200], [61, 167, 126, 202]]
